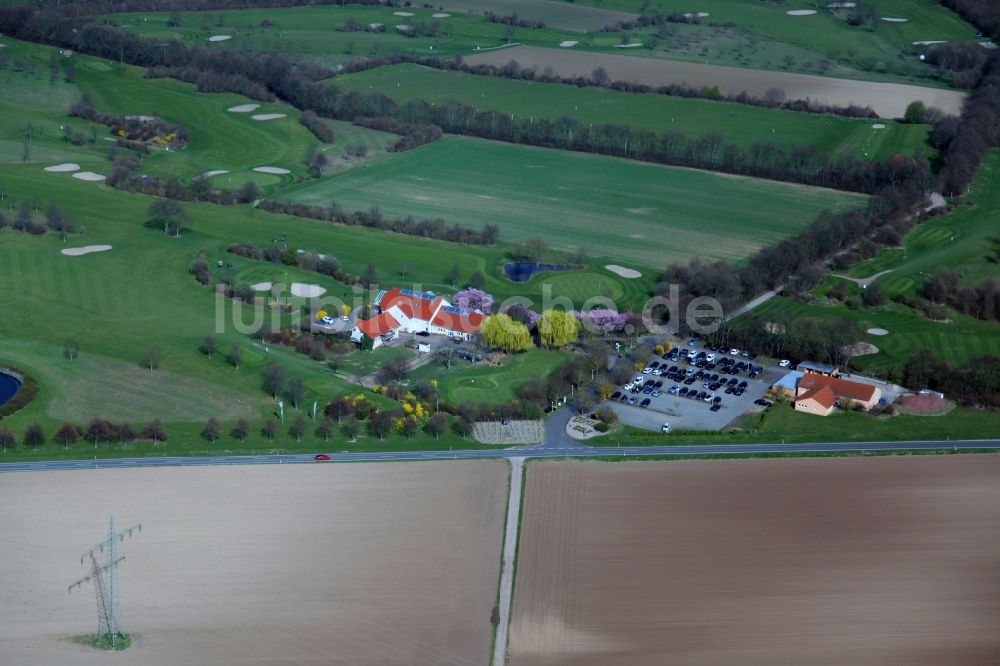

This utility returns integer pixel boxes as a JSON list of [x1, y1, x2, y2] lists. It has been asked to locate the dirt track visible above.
[[509, 456, 1000, 665], [466, 46, 967, 118], [0, 462, 507, 665]]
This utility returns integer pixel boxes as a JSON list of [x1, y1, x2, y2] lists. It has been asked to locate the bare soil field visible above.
[[509, 456, 1000, 665], [0, 461, 508, 665], [466, 46, 967, 118]]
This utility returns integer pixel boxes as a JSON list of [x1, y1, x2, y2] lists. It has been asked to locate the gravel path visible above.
[[493, 457, 525, 666]]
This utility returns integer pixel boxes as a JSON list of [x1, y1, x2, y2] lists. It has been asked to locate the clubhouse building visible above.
[[773, 363, 882, 416], [351, 288, 485, 349]]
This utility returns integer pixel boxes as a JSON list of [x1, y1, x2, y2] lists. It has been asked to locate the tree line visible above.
[[922, 269, 1000, 322], [904, 352, 1000, 409], [257, 200, 501, 245]]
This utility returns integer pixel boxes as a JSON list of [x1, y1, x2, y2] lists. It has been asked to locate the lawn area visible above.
[[577, 0, 978, 84], [332, 63, 931, 160], [282, 135, 866, 268], [596, 401, 1000, 446], [410, 350, 570, 404], [752, 151, 1000, 374], [103, 5, 581, 66]]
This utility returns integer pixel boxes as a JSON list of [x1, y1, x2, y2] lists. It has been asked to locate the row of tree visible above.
[[0, 418, 167, 451], [0, 202, 76, 237], [923, 270, 1000, 322], [257, 200, 501, 245]]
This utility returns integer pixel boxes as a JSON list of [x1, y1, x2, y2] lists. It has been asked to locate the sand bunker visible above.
[[828, 2, 856, 7], [290, 283, 326, 298], [913, 40, 947, 45], [72, 172, 105, 182], [253, 166, 291, 175], [872, 123, 886, 129], [787, 9, 817, 15], [44, 163, 80, 172], [882, 17, 908, 22], [845, 341, 879, 356], [228, 103, 260, 113], [614, 43, 644, 48], [560, 40, 579, 47], [605, 264, 642, 279], [432, 13, 450, 18], [61, 245, 112, 256], [207, 35, 232, 42], [251, 282, 273, 291], [393, 11, 414, 16], [867, 327, 889, 336], [251, 113, 287, 121], [197, 170, 229, 179], [686, 12, 710, 18]]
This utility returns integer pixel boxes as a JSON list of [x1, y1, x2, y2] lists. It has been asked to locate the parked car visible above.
[[730, 348, 740, 355], [642, 367, 652, 374], [661, 422, 671, 433], [640, 398, 651, 408], [620, 394, 630, 403], [624, 383, 634, 391], [320, 316, 336, 325], [634, 376, 644, 384], [687, 338, 698, 346], [627, 396, 638, 405], [779, 359, 791, 367], [713, 396, 722, 404], [706, 353, 716, 362], [679, 387, 689, 396], [611, 391, 622, 400], [710, 404, 721, 412]]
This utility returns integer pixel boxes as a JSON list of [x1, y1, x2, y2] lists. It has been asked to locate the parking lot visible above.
[[602, 341, 783, 432]]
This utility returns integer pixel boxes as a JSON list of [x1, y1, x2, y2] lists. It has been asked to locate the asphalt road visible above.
[[0, 438, 997, 473]]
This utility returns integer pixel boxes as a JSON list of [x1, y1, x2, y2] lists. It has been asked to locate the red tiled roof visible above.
[[430, 308, 485, 334], [798, 374, 877, 402], [379, 288, 443, 322], [356, 312, 399, 339], [797, 385, 837, 409]]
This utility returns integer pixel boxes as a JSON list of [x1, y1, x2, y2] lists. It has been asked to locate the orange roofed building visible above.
[[351, 288, 485, 348], [793, 373, 881, 416]]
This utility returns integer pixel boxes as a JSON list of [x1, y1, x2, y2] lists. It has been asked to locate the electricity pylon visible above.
[[68, 518, 142, 647]]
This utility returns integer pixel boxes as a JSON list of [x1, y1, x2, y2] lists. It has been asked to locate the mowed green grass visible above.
[[333, 64, 931, 160], [752, 151, 1000, 373], [104, 6, 582, 65], [409, 350, 570, 404], [579, 0, 978, 82], [283, 135, 866, 268]]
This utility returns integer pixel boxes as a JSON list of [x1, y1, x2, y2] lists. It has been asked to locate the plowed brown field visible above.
[[467, 46, 967, 118], [0, 461, 508, 665], [509, 456, 1000, 665]]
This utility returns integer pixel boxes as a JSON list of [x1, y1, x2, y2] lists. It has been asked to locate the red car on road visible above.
[[313, 454, 331, 461]]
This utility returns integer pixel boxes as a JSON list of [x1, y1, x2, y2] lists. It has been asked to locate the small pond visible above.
[[503, 262, 576, 282], [0, 372, 21, 407]]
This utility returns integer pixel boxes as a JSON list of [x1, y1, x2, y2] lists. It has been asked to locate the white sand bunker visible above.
[[913, 40, 947, 45], [872, 123, 886, 129], [614, 43, 644, 48], [72, 172, 105, 181], [686, 12, 710, 18], [228, 103, 260, 113], [291, 283, 326, 298], [61, 245, 112, 257], [432, 13, 450, 18], [253, 166, 291, 174], [828, 2, 856, 7], [787, 9, 817, 15], [560, 40, 579, 47], [251, 282, 273, 291], [393, 11, 414, 16], [251, 113, 287, 121], [44, 163, 80, 172], [882, 17, 908, 22], [845, 341, 879, 356], [208, 35, 232, 42], [605, 264, 642, 279], [867, 327, 889, 336], [197, 170, 229, 179]]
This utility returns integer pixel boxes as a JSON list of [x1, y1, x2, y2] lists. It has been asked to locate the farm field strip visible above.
[[466, 46, 968, 118], [0, 461, 509, 665], [508, 457, 1000, 665], [332, 64, 930, 160], [283, 135, 865, 268]]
